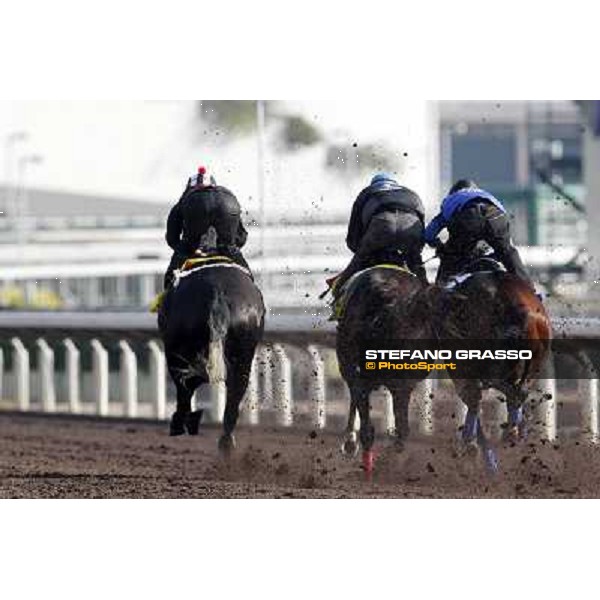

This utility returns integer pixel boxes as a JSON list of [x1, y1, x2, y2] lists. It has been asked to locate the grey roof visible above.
[[0, 185, 170, 218]]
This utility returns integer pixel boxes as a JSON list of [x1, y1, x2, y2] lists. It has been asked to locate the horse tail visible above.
[[502, 277, 552, 383], [206, 291, 229, 384]]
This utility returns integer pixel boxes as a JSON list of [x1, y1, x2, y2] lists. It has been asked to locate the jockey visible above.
[[425, 179, 534, 287], [330, 173, 427, 292], [163, 166, 251, 288]]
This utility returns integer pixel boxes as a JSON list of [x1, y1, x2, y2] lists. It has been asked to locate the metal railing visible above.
[[0, 312, 598, 443]]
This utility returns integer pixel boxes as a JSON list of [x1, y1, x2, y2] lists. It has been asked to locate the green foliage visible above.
[[355, 143, 396, 171], [281, 115, 321, 150], [200, 101, 255, 132], [325, 142, 396, 174], [199, 101, 267, 133]]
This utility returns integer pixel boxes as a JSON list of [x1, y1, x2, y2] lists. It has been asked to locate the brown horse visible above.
[[439, 267, 551, 471], [336, 266, 435, 476]]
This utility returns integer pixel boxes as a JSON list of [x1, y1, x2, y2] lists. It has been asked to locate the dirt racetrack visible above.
[[2, 411, 600, 498]]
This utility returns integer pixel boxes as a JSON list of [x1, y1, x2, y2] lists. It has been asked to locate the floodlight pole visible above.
[[256, 100, 267, 285], [3, 131, 29, 229], [16, 153, 43, 255]]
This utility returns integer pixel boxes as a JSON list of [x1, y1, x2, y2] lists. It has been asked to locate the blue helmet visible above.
[[371, 172, 396, 186]]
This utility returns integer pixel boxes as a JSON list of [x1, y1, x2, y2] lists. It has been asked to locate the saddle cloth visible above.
[[149, 253, 250, 313], [174, 253, 251, 286], [330, 263, 414, 321]]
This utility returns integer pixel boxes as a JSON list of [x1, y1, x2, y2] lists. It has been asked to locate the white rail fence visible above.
[[0, 312, 598, 443]]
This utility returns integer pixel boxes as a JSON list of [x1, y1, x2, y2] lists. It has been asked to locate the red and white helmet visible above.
[[189, 165, 216, 188]]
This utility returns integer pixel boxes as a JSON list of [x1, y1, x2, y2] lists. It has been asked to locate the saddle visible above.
[[328, 263, 414, 321]]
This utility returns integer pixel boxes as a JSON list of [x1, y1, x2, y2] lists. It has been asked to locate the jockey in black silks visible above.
[[329, 173, 428, 293], [425, 179, 534, 289], [163, 166, 251, 289]]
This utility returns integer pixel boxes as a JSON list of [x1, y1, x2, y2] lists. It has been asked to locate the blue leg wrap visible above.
[[462, 410, 480, 441], [508, 406, 523, 427]]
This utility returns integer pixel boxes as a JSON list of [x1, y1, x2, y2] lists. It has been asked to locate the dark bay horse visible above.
[[336, 266, 435, 476], [439, 267, 551, 471], [158, 264, 265, 453]]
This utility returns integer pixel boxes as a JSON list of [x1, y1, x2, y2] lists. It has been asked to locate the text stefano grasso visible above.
[[364, 349, 533, 360]]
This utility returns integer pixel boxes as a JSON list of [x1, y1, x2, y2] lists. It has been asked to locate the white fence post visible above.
[[119, 340, 138, 418], [147, 341, 166, 420], [205, 382, 226, 424], [258, 345, 273, 409], [307, 345, 326, 429], [245, 354, 260, 425], [536, 379, 557, 441], [486, 389, 507, 441], [578, 352, 599, 444], [11, 338, 29, 411], [534, 355, 557, 441], [412, 377, 434, 435], [63, 339, 81, 414], [381, 387, 395, 434], [272, 343, 293, 427], [90, 339, 109, 416], [36, 338, 56, 413], [579, 377, 599, 444]]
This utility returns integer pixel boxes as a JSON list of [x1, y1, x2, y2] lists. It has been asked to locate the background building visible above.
[[0, 100, 594, 314], [439, 101, 585, 246]]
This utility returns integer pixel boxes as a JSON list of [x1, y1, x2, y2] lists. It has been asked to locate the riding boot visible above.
[[332, 254, 367, 295], [163, 250, 188, 289]]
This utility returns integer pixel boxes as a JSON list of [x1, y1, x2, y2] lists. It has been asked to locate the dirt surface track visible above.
[[2, 412, 600, 498]]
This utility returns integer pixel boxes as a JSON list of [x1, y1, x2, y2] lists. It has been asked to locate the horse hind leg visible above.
[[170, 380, 204, 436], [503, 385, 528, 443], [354, 386, 376, 477], [390, 384, 410, 452], [341, 386, 360, 458], [218, 342, 254, 457], [454, 379, 499, 474], [167, 349, 206, 436]]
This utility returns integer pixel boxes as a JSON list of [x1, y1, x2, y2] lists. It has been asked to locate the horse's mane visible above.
[[357, 269, 422, 313]]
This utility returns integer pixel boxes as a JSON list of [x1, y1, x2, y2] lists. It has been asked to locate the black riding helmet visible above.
[[449, 179, 478, 195]]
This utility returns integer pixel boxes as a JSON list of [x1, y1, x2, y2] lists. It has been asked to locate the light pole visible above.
[[3, 131, 29, 224], [256, 100, 267, 285], [16, 153, 43, 251]]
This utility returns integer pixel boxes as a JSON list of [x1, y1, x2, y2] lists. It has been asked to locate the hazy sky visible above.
[[0, 100, 439, 219]]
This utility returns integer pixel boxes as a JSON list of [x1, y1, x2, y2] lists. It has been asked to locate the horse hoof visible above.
[[362, 450, 376, 478], [185, 410, 203, 435], [169, 412, 187, 436], [218, 434, 236, 457], [340, 433, 359, 458]]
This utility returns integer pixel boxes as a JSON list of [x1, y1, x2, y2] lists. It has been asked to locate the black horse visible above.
[[159, 263, 265, 453], [336, 267, 435, 476]]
